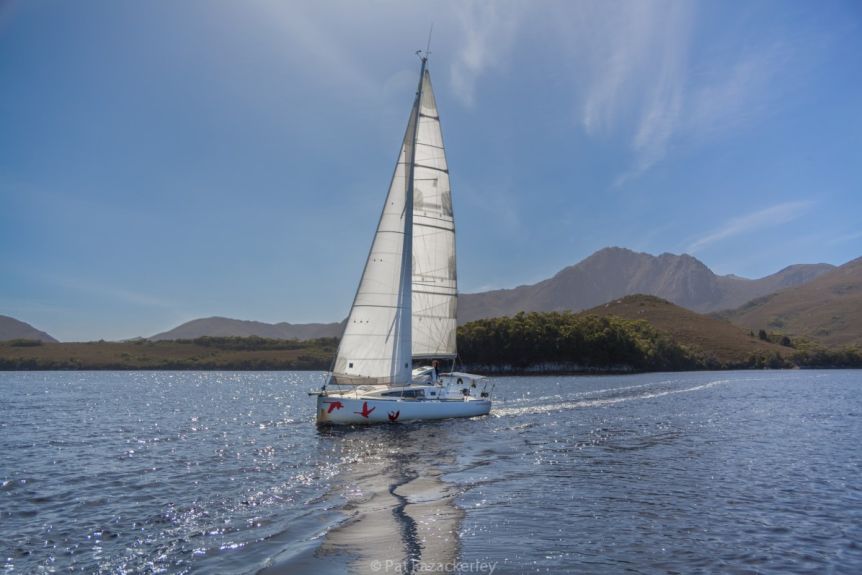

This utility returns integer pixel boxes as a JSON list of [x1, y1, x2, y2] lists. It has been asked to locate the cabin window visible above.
[[348, 362, 353, 368], [382, 389, 424, 398]]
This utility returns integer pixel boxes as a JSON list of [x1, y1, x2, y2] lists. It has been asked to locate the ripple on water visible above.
[[2, 370, 862, 573]]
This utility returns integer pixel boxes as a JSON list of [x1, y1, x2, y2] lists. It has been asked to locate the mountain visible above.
[[718, 257, 862, 348], [458, 247, 835, 323], [584, 295, 789, 366], [0, 315, 58, 342], [146, 248, 847, 344], [150, 317, 343, 341]]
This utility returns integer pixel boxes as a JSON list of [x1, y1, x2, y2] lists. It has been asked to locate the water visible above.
[[1, 370, 860, 574]]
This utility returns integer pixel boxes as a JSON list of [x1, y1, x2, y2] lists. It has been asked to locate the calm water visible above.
[[2, 370, 860, 574]]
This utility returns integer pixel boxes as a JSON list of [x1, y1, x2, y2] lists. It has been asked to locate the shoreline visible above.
[[2, 339, 859, 371], [1, 365, 859, 374]]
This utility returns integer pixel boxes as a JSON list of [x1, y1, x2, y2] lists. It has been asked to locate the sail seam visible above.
[[414, 164, 448, 173], [417, 142, 445, 150], [413, 221, 454, 233], [414, 212, 454, 222]]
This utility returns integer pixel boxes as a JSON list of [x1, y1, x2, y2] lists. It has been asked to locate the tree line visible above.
[[455, 311, 862, 372], [2, 318, 859, 371], [456, 312, 702, 371]]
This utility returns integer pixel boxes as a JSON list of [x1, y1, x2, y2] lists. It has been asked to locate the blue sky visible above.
[[2, 1, 860, 341]]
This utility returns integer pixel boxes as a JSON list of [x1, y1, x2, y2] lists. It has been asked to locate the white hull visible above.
[[316, 386, 491, 425]]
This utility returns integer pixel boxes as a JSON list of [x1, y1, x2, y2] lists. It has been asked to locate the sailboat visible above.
[[313, 53, 492, 425]]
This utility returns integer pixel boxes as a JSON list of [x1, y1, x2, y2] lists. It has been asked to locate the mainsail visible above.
[[330, 57, 456, 385], [411, 69, 458, 359]]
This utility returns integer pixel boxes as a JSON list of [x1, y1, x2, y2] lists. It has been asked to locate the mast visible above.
[[392, 54, 427, 382]]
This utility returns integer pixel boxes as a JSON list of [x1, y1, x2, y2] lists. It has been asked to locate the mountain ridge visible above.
[[457, 247, 835, 323], [0, 315, 58, 343], [149, 316, 343, 341], [145, 248, 840, 343], [716, 256, 862, 348]]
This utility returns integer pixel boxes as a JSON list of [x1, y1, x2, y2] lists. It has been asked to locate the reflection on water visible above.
[[314, 424, 463, 574]]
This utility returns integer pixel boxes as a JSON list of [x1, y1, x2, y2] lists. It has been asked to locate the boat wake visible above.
[[497, 380, 673, 408], [492, 377, 735, 418]]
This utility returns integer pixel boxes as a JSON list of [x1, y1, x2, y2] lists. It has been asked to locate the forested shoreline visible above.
[[2, 314, 859, 371], [0, 336, 336, 371], [457, 312, 862, 371]]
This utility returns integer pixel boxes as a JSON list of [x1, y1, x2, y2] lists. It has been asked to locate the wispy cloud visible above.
[[450, 1, 522, 106], [825, 229, 862, 246], [685, 42, 790, 140], [555, 0, 797, 185], [581, 2, 691, 137], [577, 4, 638, 135], [615, 7, 691, 185], [277, 9, 376, 94], [686, 200, 814, 254], [558, 1, 693, 184], [45, 273, 178, 310]]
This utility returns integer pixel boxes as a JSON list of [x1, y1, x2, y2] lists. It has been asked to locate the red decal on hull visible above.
[[326, 401, 344, 414], [355, 401, 376, 418], [388, 410, 400, 422]]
